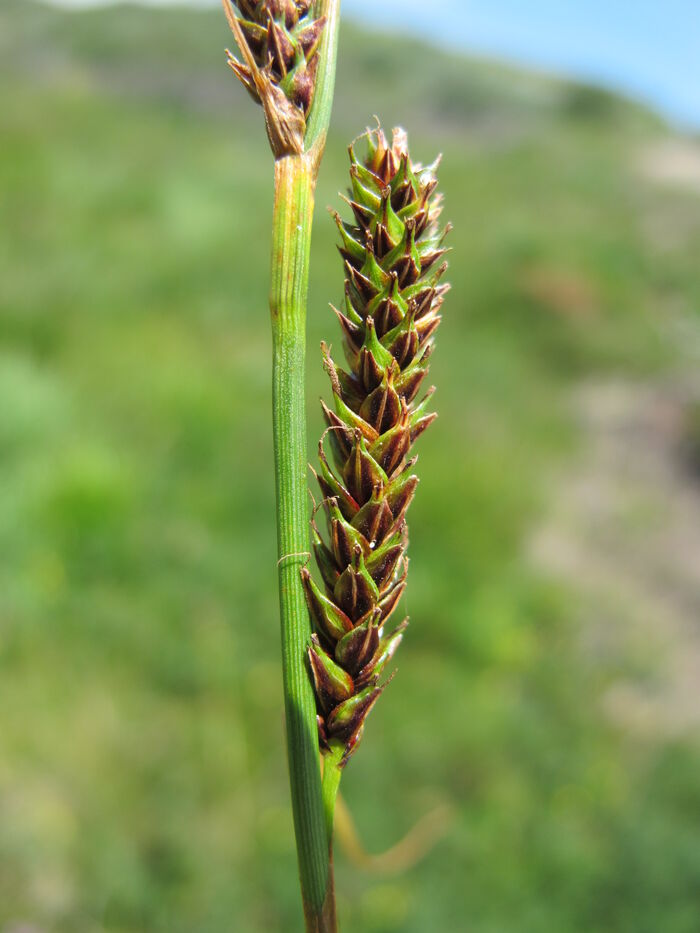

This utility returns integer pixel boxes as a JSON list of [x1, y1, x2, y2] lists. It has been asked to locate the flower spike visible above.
[[222, 0, 327, 155], [304, 125, 450, 765]]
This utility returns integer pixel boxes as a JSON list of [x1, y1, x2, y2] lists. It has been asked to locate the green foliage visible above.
[[1, 2, 699, 931]]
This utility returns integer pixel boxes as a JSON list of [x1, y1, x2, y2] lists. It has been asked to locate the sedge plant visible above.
[[222, 3, 449, 929]]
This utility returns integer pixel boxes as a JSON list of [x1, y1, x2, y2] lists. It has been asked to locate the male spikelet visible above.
[[222, 0, 326, 155], [301, 125, 450, 765]]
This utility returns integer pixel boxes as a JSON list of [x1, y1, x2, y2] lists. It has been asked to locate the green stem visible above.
[[322, 744, 345, 841], [268, 5, 341, 930], [271, 155, 335, 932]]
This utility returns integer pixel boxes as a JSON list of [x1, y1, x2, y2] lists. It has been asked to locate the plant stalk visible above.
[[321, 744, 344, 841], [268, 3, 340, 929], [270, 153, 336, 931]]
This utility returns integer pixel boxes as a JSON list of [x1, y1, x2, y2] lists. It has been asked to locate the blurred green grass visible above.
[[1, 2, 700, 930]]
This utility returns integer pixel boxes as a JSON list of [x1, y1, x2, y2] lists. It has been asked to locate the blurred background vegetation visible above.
[[1, 2, 700, 930]]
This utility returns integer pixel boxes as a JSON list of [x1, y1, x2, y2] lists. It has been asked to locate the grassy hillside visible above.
[[1, 2, 700, 931]]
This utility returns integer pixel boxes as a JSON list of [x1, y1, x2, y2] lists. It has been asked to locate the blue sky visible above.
[[345, 0, 700, 129]]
